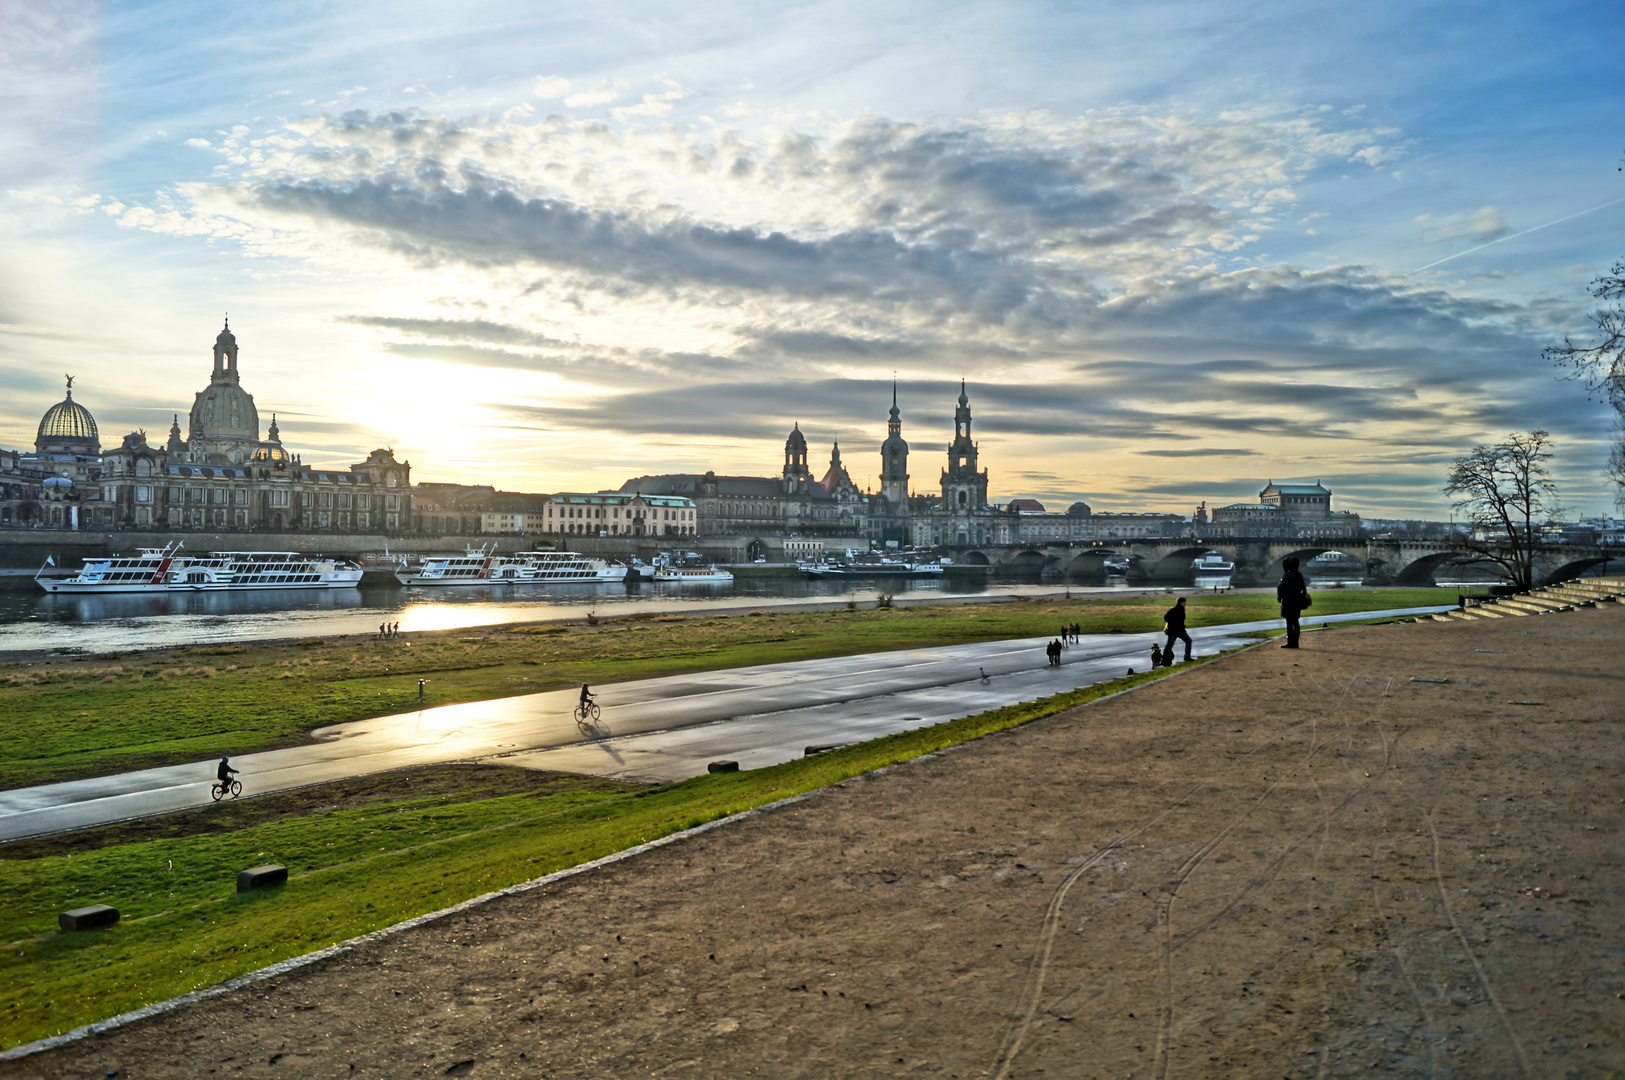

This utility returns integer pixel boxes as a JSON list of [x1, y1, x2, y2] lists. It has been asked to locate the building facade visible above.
[[48, 324, 414, 533], [1207, 481, 1362, 539], [908, 383, 1018, 548]]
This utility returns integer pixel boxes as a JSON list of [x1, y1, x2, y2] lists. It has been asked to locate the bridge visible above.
[[948, 537, 1616, 588]]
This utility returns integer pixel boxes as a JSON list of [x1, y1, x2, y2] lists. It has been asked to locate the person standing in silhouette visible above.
[[1277, 556, 1309, 648]]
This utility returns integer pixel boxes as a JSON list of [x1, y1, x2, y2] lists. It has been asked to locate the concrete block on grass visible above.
[[237, 864, 288, 893], [804, 744, 847, 756], [59, 904, 119, 932], [707, 761, 739, 773]]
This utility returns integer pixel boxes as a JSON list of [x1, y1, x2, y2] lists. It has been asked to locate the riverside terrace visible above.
[[0, 603, 1619, 1075]]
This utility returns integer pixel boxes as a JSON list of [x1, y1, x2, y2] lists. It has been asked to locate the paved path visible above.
[[0, 606, 1446, 841]]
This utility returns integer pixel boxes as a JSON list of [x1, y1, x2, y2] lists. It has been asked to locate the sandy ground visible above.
[[6, 607, 1622, 1079]]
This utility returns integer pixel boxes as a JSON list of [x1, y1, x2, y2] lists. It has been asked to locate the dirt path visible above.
[[7, 608, 1622, 1079]]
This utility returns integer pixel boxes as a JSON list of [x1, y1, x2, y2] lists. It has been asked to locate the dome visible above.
[[43, 475, 72, 490], [36, 380, 99, 454], [785, 423, 807, 451], [250, 441, 290, 465]]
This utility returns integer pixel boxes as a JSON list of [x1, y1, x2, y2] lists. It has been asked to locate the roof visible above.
[[1007, 498, 1045, 513], [38, 393, 98, 445], [619, 474, 834, 502], [1263, 481, 1331, 495]]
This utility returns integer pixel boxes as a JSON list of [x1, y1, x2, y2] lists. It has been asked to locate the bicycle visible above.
[[573, 700, 600, 724], [211, 778, 243, 801]]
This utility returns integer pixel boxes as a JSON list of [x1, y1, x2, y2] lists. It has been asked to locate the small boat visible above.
[[1189, 552, 1235, 581], [37, 543, 362, 593], [394, 545, 539, 586], [1102, 557, 1131, 576]]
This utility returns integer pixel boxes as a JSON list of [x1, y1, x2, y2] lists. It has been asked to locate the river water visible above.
[[0, 575, 1150, 656]]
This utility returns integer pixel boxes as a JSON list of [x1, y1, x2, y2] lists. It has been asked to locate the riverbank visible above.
[[0, 589, 1444, 791], [5, 602, 1618, 1075]]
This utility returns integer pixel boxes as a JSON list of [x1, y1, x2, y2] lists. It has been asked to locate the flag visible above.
[[44, 555, 54, 567]]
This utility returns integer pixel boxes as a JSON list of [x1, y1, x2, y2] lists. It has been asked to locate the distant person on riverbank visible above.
[[1278, 556, 1309, 649], [1163, 597, 1193, 663], [1045, 639, 1060, 666]]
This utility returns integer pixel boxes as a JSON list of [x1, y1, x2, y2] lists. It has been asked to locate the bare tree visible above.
[[1442, 430, 1561, 591], [1544, 257, 1624, 506]]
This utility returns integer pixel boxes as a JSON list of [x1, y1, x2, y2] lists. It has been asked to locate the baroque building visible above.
[[91, 323, 413, 533], [908, 383, 1017, 548], [616, 423, 866, 548]]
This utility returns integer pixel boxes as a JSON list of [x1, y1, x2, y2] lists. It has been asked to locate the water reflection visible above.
[[0, 575, 1025, 655]]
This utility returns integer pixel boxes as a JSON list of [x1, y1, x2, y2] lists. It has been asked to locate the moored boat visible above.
[[393, 545, 539, 586], [37, 543, 362, 593], [1189, 551, 1235, 582], [516, 551, 629, 582], [650, 552, 734, 583]]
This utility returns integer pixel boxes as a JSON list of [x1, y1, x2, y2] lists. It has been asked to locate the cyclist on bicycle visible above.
[[215, 756, 238, 794]]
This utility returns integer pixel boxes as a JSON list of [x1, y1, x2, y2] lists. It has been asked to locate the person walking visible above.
[[1277, 556, 1309, 648], [1163, 596, 1193, 663]]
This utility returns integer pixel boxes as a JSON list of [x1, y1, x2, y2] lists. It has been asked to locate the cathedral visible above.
[[614, 381, 1017, 551], [2, 323, 412, 533]]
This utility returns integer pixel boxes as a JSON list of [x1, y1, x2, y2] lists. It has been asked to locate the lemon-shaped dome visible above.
[[36, 382, 99, 454]]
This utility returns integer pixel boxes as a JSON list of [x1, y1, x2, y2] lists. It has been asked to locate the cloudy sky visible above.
[[2, 0, 1622, 516]]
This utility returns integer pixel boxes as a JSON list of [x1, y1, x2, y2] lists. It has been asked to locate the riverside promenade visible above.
[[4, 606, 1620, 1078]]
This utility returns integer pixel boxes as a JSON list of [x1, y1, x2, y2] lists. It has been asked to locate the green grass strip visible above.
[[0, 658, 1203, 1051]]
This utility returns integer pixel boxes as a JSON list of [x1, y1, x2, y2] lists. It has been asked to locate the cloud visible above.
[[1137, 447, 1260, 457], [563, 79, 618, 108], [92, 95, 1596, 510], [533, 76, 571, 99], [1416, 206, 1509, 245]]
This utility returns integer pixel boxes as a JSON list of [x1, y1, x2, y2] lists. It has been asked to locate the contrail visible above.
[[1408, 194, 1625, 274]]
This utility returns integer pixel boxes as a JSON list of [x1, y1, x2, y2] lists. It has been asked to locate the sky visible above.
[[2, 0, 1622, 518]]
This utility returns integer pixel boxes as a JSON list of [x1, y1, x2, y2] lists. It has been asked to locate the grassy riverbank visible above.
[[0, 589, 1444, 791], [0, 662, 1192, 1050]]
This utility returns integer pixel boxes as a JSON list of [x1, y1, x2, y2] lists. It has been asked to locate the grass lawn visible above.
[[0, 588, 1446, 790], [0, 661, 1196, 1050]]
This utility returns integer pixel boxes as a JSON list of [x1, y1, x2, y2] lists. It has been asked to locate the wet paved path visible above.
[[0, 607, 1446, 841]]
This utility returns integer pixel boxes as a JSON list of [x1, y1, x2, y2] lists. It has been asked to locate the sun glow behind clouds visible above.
[[5, 0, 1623, 517]]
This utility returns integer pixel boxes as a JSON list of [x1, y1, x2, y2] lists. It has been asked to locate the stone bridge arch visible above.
[[958, 549, 991, 566], [1060, 547, 1123, 580], [1536, 555, 1614, 587], [1259, 545, 1337, 584], [1144, 545, 1218, 581], [1388, 549, 1490, 586]]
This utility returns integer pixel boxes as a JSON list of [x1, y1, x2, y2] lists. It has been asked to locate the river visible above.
[[0, 574, 1154, 657]]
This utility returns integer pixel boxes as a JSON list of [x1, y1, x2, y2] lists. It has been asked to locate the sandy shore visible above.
[[6, 606, 1620, 1079]]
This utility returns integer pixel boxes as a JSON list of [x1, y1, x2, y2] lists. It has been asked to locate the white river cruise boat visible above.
[[649, 552, 734, 583], [393, 546, 540, 586], [516, 551, 629, 582], [36, 544, 362, 593]]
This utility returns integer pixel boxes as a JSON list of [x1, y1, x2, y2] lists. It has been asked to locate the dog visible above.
[[1150, 643, 1165, 669]]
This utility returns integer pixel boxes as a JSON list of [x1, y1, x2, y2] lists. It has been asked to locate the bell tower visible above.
[[879, 381, 910, 509]]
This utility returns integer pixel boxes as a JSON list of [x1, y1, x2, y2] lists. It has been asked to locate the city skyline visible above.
[[3, 1, 1623, 518]]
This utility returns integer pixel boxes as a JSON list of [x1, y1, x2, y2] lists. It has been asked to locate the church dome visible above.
[[36, 380, 99, 454], [785, 423, 807, 452], [250, 441, 289, 465]]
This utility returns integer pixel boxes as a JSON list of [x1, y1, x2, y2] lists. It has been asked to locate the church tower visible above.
[[879, 381, 909, 509], [940, 381, 989, 511], [782, 423, 812, 494], [186, 320, 261, 462]]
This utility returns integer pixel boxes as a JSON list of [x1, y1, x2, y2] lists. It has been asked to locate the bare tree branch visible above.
[[1442, 430, 1561, 591]]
